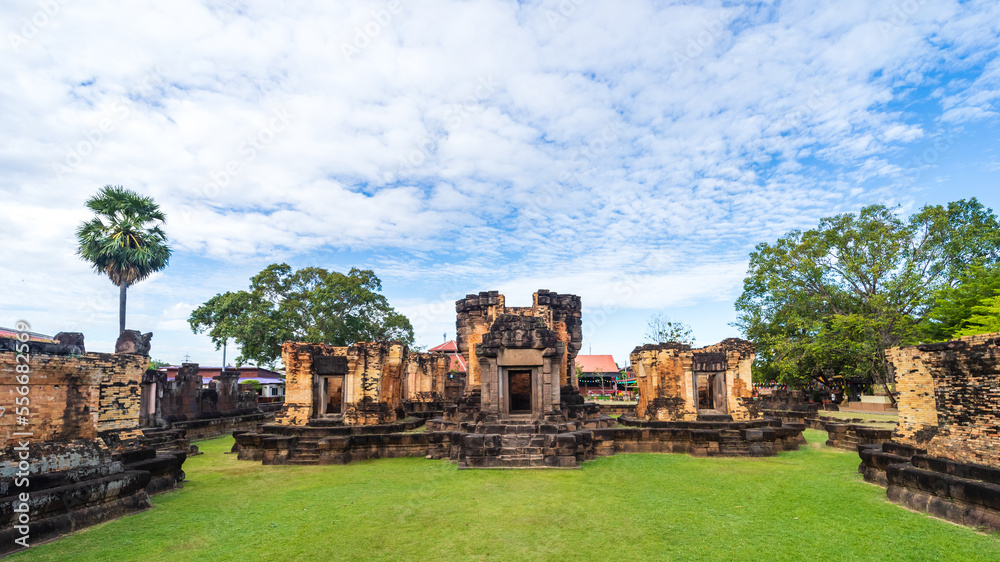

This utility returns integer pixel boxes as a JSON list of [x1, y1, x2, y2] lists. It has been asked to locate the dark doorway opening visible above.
[[697, 374, 715, 410], [508, 369, 532, 413], [323, 375, 344, 414]]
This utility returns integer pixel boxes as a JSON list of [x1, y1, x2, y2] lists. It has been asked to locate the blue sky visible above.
[[2, 0, 999, 368]]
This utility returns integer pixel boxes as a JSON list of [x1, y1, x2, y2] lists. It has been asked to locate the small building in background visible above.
[[158, 365, 284, 402], [576, 354, 621, 398]]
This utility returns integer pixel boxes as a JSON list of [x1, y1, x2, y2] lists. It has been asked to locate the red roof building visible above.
[[576, 355, 619, 375], [576, 354, 624, 398], [429, 340, 466, 373]]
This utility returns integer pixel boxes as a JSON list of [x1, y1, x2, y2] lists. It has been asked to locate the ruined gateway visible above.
[[235, 290, 806, 468]]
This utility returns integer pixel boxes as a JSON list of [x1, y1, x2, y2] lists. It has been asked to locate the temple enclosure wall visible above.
[[887, 333, 1000, 467], [0, 331, 186, 555], [1, 349, 147, 446], [858, 332, 1000, 533], [277, 341, 408, 426]]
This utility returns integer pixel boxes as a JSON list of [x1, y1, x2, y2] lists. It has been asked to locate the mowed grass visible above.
[[13, 430, 1000, 561]]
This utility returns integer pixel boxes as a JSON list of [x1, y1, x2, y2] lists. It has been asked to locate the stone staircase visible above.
[[496, 434, 547, 467], [141, 428, 198, 455], [286, 438, 321, 464], [718, 429, 750, 456]]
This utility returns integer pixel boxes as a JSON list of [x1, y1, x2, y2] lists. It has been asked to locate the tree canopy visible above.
[[76, 185, 171, 333], [644, 314, 695, 345], [189, 263, 414, 367], [734, 199, 1000, 391]]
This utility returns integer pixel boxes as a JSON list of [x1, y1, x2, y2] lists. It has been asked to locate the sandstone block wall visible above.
[[1, 351, 147, 446], [147, 363, 258, 425], [632, 343, 696, 421], [887, 333, 1000, 467], [404, 353, 449, 402]]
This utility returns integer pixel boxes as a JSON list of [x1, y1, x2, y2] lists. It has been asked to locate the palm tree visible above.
[[76, 185, 171, 334]]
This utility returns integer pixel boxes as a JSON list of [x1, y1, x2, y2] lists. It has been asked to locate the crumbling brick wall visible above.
[[153, 364, 259, 424], [631, 343, 697, 421], [887, 333, 1000, 467], [1, 350, 146, 446]]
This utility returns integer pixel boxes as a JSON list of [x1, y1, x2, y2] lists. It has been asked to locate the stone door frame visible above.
[[692, 371, 728, 414], [500, 366, 538, 418]]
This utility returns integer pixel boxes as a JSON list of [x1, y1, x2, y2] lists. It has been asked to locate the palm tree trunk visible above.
[[119, 283, 127, 334]]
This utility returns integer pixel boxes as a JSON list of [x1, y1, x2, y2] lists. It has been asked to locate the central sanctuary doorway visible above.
[[507, 369, 532, 414]]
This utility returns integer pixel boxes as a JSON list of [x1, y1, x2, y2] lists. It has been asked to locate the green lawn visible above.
[[13, 430, 1000, 561]]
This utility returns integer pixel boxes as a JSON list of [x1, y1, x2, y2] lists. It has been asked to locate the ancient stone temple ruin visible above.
[[278, 341, 414, 426], [234, 290, 805, 468], [631, 339, 756, 422], [617, 338, 803, 457], [139, 362, 273, 447], [0, 330, 187, 555], [859, 333, 1000, 531]]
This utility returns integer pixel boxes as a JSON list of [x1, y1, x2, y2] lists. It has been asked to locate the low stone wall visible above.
[[596, 403, 636, 417], [760, 409, 896, 450], [824, 424, 893, 450], [859, 441, 1000, 531], [171, 411, 276, 441], [234, 418, 427, 464]]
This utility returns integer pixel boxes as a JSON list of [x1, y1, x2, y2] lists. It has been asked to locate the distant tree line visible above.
[[734, 199, 1000, 397]]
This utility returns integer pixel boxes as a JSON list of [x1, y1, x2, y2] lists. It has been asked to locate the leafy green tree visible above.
[[923, 263, 1000, 340], [735, 199, 1000, 398], [76, 185, 171, 334], [644, 314, 695, 345], [953, 295, 1000, 336], [189, 263, 414, 367]]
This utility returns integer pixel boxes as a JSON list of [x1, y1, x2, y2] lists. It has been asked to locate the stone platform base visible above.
[[235, 415, 806, 468], [859, 441, 1000, 532], [0, 441, 186, 556]]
